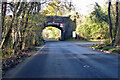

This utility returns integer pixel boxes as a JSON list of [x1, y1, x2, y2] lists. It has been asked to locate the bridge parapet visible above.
[[45, 16, 69, 23], [45, 22, 60, 27]]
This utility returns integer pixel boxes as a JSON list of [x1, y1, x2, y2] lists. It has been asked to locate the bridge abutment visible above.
[[61, 31, 65, 40]]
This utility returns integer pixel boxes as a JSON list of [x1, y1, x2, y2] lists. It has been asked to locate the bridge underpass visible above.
[[42, 24, 64, 40], [41, 16, 76, 40]]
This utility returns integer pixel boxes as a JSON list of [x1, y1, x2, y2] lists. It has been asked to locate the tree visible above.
[[1, 1, 47, 57], [108, 0, 113, 42], [90, 3, 109, 24], [44, 0, 74, 16], [112, 0, 119, 45], [76, 3, 109, 40], [115, 2, 120, 47]]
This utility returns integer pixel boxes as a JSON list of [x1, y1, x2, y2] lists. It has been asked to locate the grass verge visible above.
[[91, 43, 120, 56]]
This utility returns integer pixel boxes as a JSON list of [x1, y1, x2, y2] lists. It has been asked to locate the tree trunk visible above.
[[13, 2, 25, 53], [0, 2, 7, 48], [0, 16, 15, 49], [115, 3, 120, 48], [108, 0, 113, 42], [1, 2, 7, 33], [22, 33, 27, 50], [112, 1, 119, 46], [22, 2, 34, 50]]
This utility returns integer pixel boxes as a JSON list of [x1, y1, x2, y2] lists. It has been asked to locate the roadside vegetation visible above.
[[74, 2, 120, 54], [91, 43, 120, 55], [65, 2, 120, 55], [1, 2, 47, 74]]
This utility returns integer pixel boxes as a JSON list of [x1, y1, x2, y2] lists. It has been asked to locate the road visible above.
[[4, 41, 119, 78]]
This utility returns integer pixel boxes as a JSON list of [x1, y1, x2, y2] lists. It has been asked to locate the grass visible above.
[[90, 39, 107, 41], [65, 38, 108, 42], [91, 43, 120, 54]]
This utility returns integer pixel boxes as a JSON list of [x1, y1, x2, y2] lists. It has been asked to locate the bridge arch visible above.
[[42, 23, 64, 40], [41, 16, 76, 40]]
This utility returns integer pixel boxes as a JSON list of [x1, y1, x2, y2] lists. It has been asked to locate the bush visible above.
[[76, 23, 109, 40]]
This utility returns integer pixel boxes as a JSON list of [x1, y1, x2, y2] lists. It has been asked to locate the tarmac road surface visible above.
[[4, 41, 119, 78]]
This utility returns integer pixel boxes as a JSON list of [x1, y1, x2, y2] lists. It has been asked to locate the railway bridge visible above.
[[42, 16, 76, 40]]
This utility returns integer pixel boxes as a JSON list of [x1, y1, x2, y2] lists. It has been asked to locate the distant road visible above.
[[44, 39, 58, 42], [4, 41, 119, 78]]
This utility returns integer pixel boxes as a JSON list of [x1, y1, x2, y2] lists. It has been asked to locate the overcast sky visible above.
[[6, 0, 108, 15], [71, 0, 107, 15]]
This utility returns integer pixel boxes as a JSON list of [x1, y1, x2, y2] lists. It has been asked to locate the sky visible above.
[[70, 0, 107, 15], [6, 0, 108, 15], [41, 0, 107, 15]]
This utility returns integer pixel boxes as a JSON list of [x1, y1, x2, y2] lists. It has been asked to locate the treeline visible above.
[[76, 1, 120, 47], [76, 3, 109, 40], [1, 2, 46, 58], [1, 0, 75, 58]]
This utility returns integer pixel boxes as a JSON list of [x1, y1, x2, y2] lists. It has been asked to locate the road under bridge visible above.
[[42, 16, 76, 40]]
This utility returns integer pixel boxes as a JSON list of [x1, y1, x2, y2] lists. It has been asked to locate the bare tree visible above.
[[115, 2, 120, 47], [108, 0, 113, 42], [112, 0, 119, 45]]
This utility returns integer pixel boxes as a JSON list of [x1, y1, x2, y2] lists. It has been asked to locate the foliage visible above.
[[1, 2, 46, 58], [44, 0, 74, 16], [91, 42, 120, 54], [42, 27, 61, 39], [90, 3, 109, 24], [76, 3, 109, 40], [76, 23, 109, 40]]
